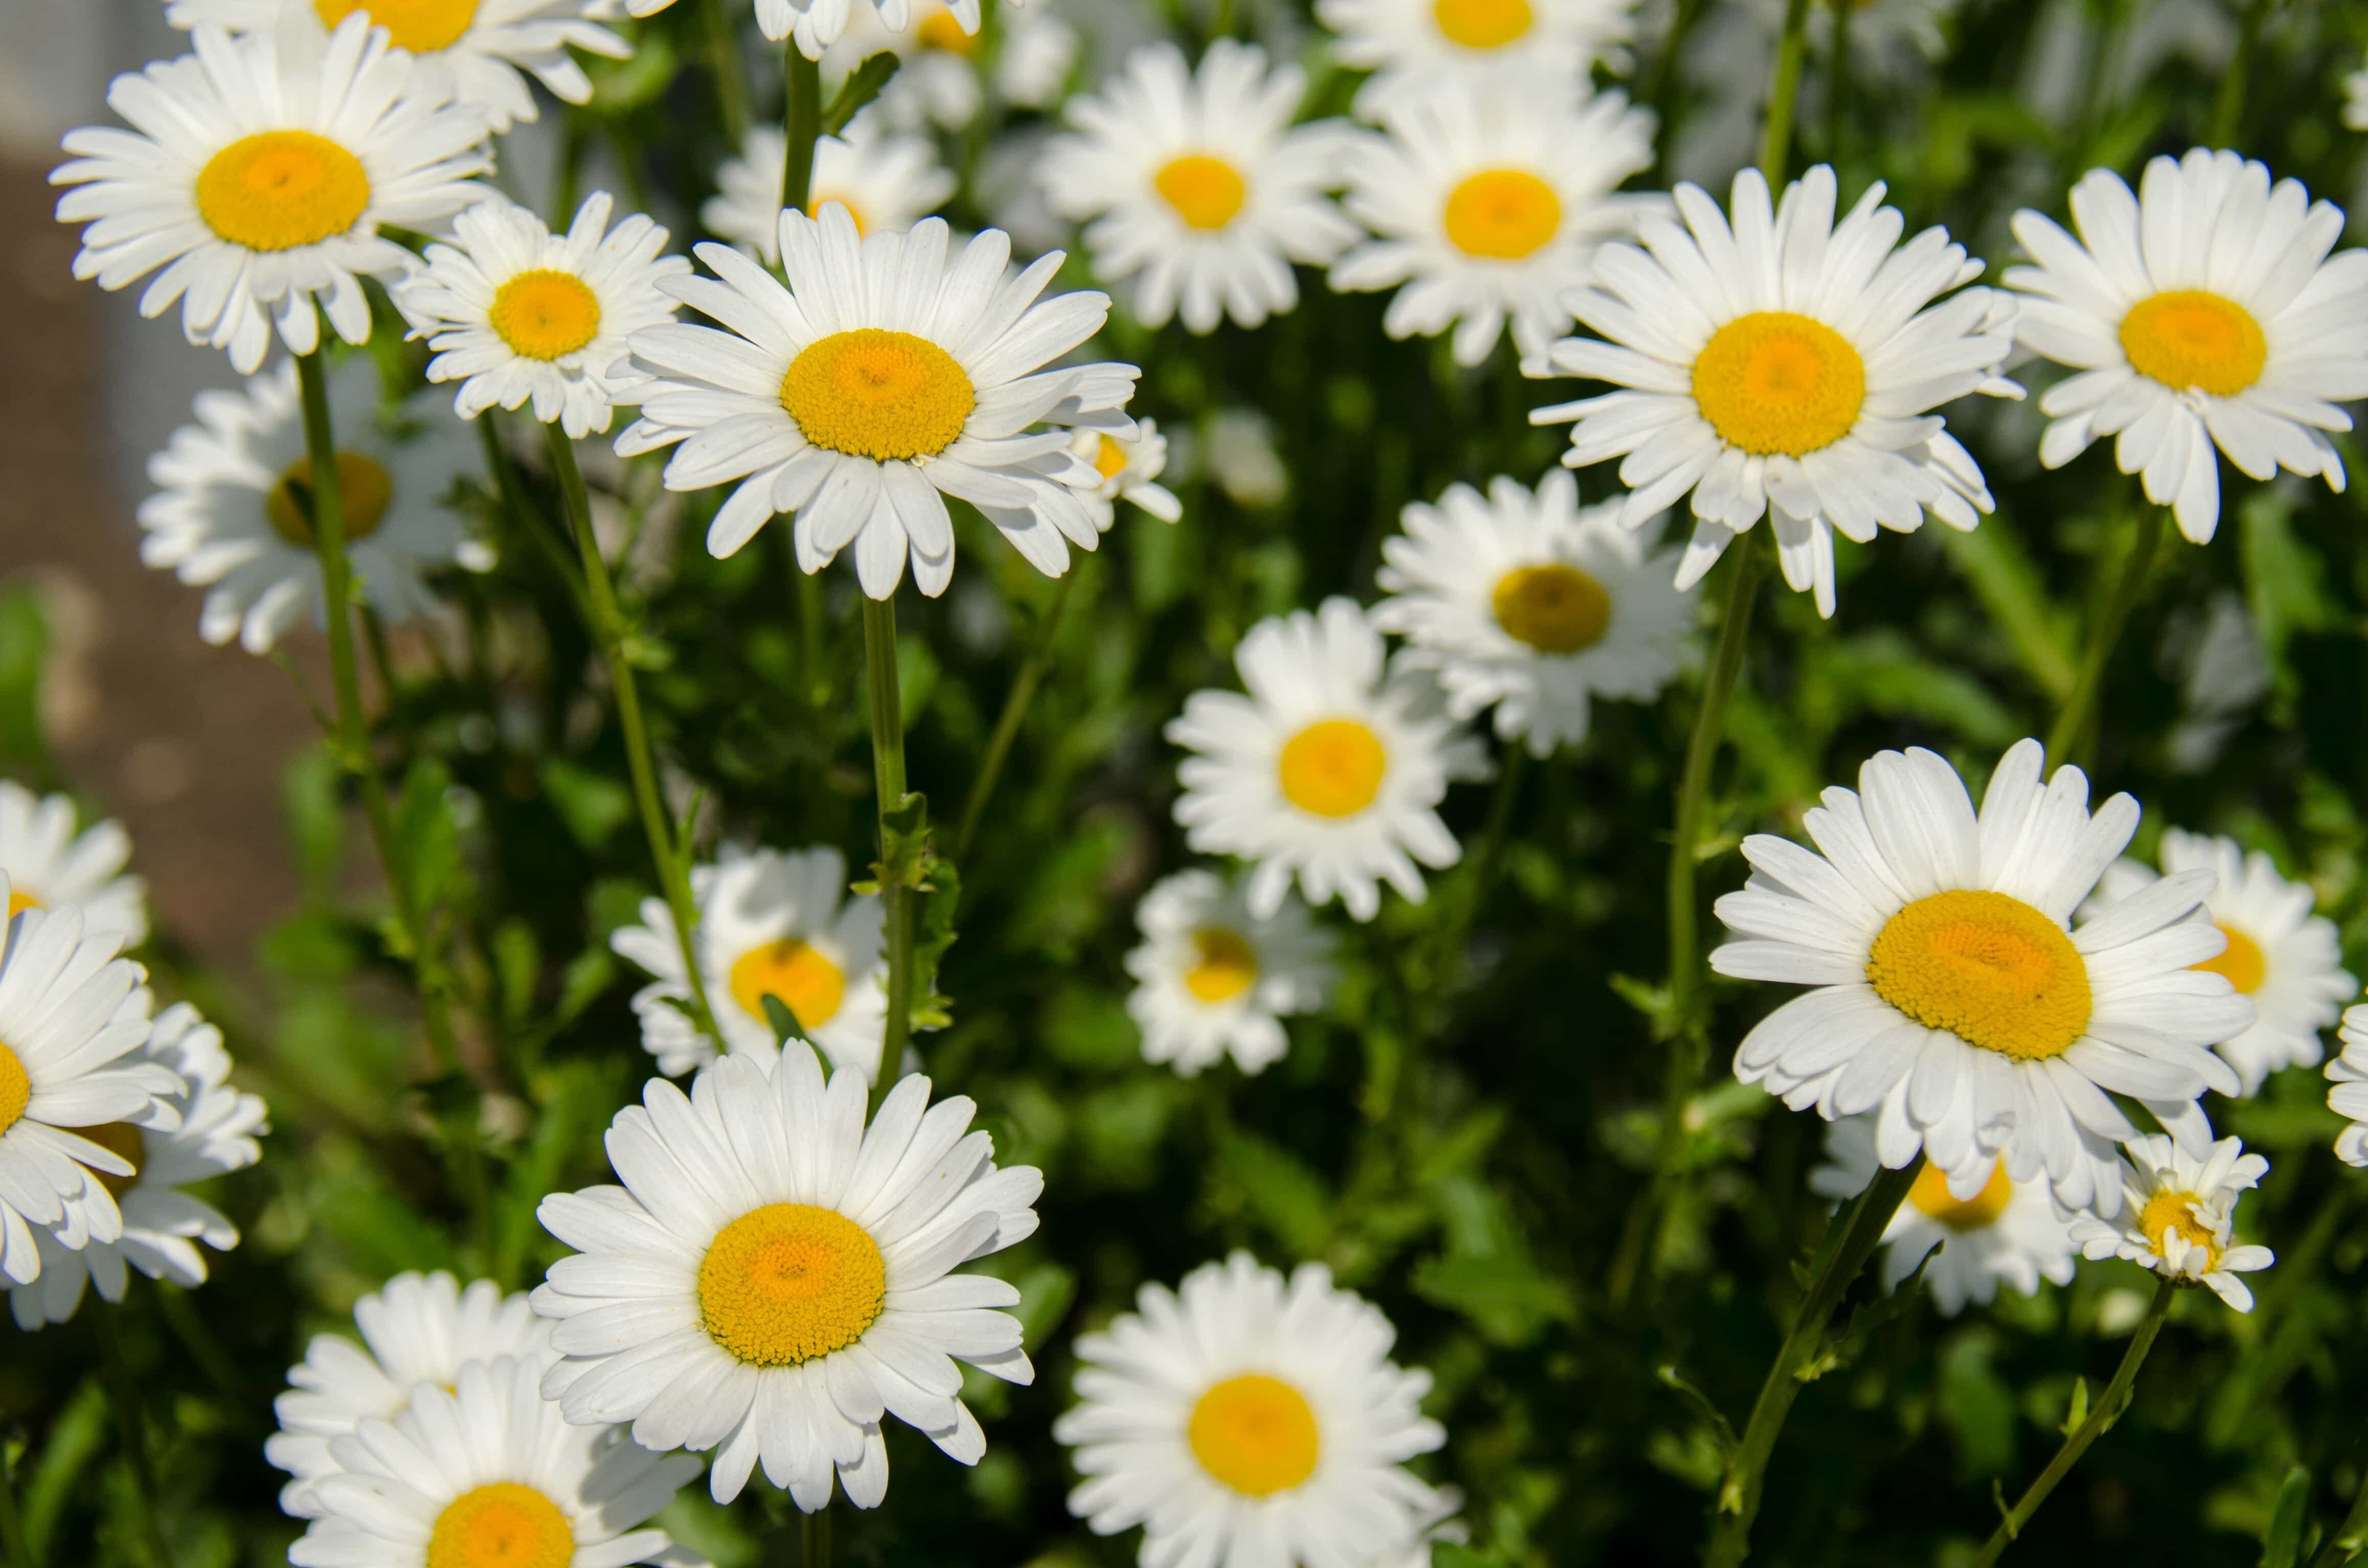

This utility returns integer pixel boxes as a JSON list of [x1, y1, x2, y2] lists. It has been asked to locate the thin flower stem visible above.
[[861, 595, 916, 1069], [955, 567, 1080, 862], [1703, 1156, 1924, 1568], [703, 0, 752, 146], [2208, 0, 2278, 148], [1760, 0, 1816, 182], [2043, 505, 2166, 767], [1971, 1276, 2177, 1566], [781, 44, 822, 215], [802, 1501, 833, 1567], [94, 1305, 172, 1568]]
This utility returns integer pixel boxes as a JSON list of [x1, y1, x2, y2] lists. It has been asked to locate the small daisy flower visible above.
[[1168, 597, 1490, 924], [2346, 55, 2368, 132], [1124, 869, 1337, 1077], [1709, 739, 2252, 1215], [616, 207, 1139, 598], [1068, 417, 1181, 531], [289, 1355, 703, 1568], [164, 0, 630, 135], [1331, 81, 1658, 366], [532, 1045, 1042, 1510], [0, 782, 147, 948], [51, 19, 491, 374], [267, 1271, 556, 1517], [2070, 1134, 2273, 1311], [701, 124, 956, 267], [1810, 1114, 2079, 1316], [1372, 470, 1696, 757], [1054, 1252, 1447, 1568], [138, 356, 477, 655], [621, 0, 870, 59], [609, 845, 886, 1083], [1526, 163, 2020, 618], [2087, 829, 2353, 1096], [2326, 1006, 2368, 1167], [826, 0, 1077, 129], [1039, 40, 1361, 335], [1315, 0, 1633, 114], [2006, 148, 2368, 544]]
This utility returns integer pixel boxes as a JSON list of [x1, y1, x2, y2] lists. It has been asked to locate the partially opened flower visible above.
[[1067, 417, 1180, 531], [2070, 1134, 2274, 1311], [1315, 0, 1633, 114], [1124, 869, 1336, 1077], [0, 782, 148, 948], [702, 124, 955, 267], [825, 0, 1077, 128], [619, 0, 878, 58]]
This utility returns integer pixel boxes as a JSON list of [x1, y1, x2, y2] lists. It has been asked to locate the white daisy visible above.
[[1168, 597, 1490, 924], [609, 844, 887, 1083], [1525, 163, 2021, 618], [2005, 148, 2368, 544], [0, 782, 148, 948], [825, 0, 1077, 129], [1331, 80, 1659, 366], [394, 192, 688, 440], [1054, 1251, 1448, 1568], [1067, 417, 1181, 532], [1124, 869, 1336, 1078], [8, 1003, 265, 1330], [1314, 0, 1633, 114], [1808, 1113, 2079, 1317], [289, 1355, 704, 1568], [2329, 1006, 2368, 1167], [700, 123, 955, 267], [267, 1271, 557, 1517], [2087, 829, 2353, 1096], [164, 0, 631, 135], [1203, 407, 1288, 506], [2347, 55, 2368, 132], [52, 19, 491, 374], [1708, 738, 2252, 1215], [2069, 1134, 2274, 1312], [531, 1044, 1043, 1510], [137, 355, 477, 655], [615, 207, 1139, 598], [1372, 470, 1696, 758], [619, 0, 868, 59], [1039, 40, 1362, 335]]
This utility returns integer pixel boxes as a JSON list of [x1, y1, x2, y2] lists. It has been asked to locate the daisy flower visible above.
[[1708, 738, 2252, 1215], [615, 208, 1139, 598], [532, 1045, 1043, 1510], [2330, 1007, 2368, 1167], [1372, 470, 1696, 758], [2005, 148, 2368, 543], [164, 0, 630, 134], [701, 124, 955, 267], [2347, 54, 2368, 132], [825, 0, 1077, 129], [2087, 829, 2353, 1096], [609, 845, 886, 1083], [1039, 40, 1362, 335], [137, 355, 477, 655], [1331, 81, 1659, 366], [2069, 1134, 2273, 1311], [1054, 1251, 1448, 1568], [393, 192, 689, 440], [618, 0, 865, 59], [1314, 0, 1633, 114], [1068, 417, 1181, 531], [1168, 597, 1490, 923], [267, 1271, 556, 1517], [289, 1355, 703, 1568], [1124, 869, 1336, 1078], [51, 19, 490, 374], [1809, 1114, 2079, 1316], [1204, 407, 1288, 506], [1525, 163, 2020, 618], [0, 782, 147, 948], [8, 1004, 265, 1330]]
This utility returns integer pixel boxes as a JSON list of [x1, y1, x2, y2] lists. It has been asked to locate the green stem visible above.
[[545, 426, 723, 1049], [781, 44, 822, 215], [0, 1440, 34, 1568], [94, 1307, 171, 1568], [1704, 1157, 1923, 1568], [1971, 1276, 2177, 1566], [2207, 0, 2276, 148], [2312, 1458, 2368, 1568], [703, 0, 752, 146], [802, 1500, 833, 1566], [954, 569, 1079, 861], [861, 596, 915, 1070], [2043, 505, 2166, 767], [1760, 0, 1815, 182]]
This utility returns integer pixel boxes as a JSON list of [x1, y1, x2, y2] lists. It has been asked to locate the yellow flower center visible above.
[[2118, 289, 2267, 398], [808, 194, 870, 236], [728, 938, 847, 1033], [195, 130, 372, 253], [0, 1043, 29, 1135], [1443, 169, 1562, 260], [1492, 562, 1610, 652], [1188, 1373, 1321, 1497], [1908, 1160, 2012, 1231], [2139, 1189, 2220, 1269], [1431, 0, 1533, 48], [489, 269, 602, 361], [915, 10, 980, 52], [5, 889, 38, 918], [2191, 922, 2266, 996], [79, 1122, 147, 1202], [1095, 434, 1131, 481], [1183, 927, 1259, 1003], [1154, 154, 1247, 231], [780, 328, 975, 461], [265, 452, 394, 549], [315, 0, 482, 53], [1865, 889, 2092, 1062], [1277, 719, 1387, 819], [1690, 310, 1866, 456], [425, 1481, 574, 1568], [698, 1203, 886, 1366]]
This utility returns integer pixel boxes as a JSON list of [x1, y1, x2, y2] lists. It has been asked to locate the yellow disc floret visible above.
[[2119, 290, 2267, 398], [1431, 0, 1533, 49], [0, 1043, 29, 1134], [1691, 311, 1867, 456], [780, 328, 975, 461], [1492, 562, 1611, 653], [728, 938, 848, 1033], [1184, 928, 1259, 1003], [1188, 1373, 1322, 1497], [196, 131, 371, 253], [1155, 154, 1248, 232], [1095, 434, 1131, 482], [2192, 923, 2266, 995], [266, 452, 394, 549], [809, 194, 871, 236], [916, 10, 980, 54], [699, 1203, 886, 1366], [1277, 719, 1387, 819], [2139, 1189, 2220, 1269], [5, 888, 37, 918], [425, 1481, 574, 1568], [1866, 889, 2092, 1062], [1443, 169, 1563, 261], [316, 0, 482, 53], [489, 269, 602, 361], [1908, 1159, 2012, 1231]]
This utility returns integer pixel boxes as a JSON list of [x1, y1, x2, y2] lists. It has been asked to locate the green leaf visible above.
[[1934, 516, 2077, 700], [1937, 1330, 2017, 1481], [314, 1174, 461, 1277], [2262, 1464, 2310, 1568], [393, 758, 461, 916], [284, 741, 346, 902], [540, 757, 634, 851], [587, 33, 677, 111], [822, 52, 900, 134], [0, 586, 49, 777], [1214, 1126, 1332, 1257], [492, 917, 539, 1030], [1409, 1252, 1577, 1347], [2241, 489, 2342, 701], [760, 993, 808, 1046]]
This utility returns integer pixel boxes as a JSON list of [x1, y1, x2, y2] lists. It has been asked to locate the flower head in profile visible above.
[[1068, 417, 1180, 532], [0, 782, 148, 948], [1315, 0, 1633, 114], [824, 0, 1077, 128], [2070, 1134, 2273, 1311], [2325, 1005, 2368, 1168], [620, 0, 885, 58], [1125, 869, 1336, 1077], [702, 124, 955, 268]]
